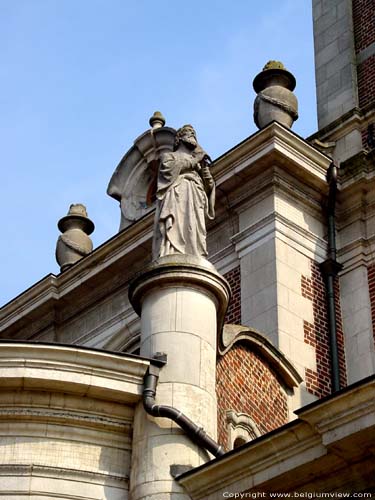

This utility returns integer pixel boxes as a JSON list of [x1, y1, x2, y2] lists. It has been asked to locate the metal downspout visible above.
[[143, 364, 225, 458], [319, 162, 343, 393]]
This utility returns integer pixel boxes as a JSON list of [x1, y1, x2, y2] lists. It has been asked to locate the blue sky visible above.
[[0, 1, 317, 306]]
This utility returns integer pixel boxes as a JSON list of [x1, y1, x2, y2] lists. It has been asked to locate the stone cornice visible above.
[[339, 150, 375, 189], [231, 212, 327, 261], [177, 377, 375, 498], [0, 123, 330, 337], [0, 213, 154, 335], [0, 464, 129, 486], [213, 122, 330, 193], [0, 342, 150, 403]]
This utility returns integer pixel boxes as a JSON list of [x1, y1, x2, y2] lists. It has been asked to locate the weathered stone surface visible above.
[[153, 125, 215, 260], [55, 203, 94, 272], [129, 254, 230, 500], [107, 115, 176, 230], [253, 61, 298, 129], [0, 343, 149, 499]]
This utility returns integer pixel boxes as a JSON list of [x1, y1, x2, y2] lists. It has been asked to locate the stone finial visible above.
[[253, 61, 298, 130], [149, 111, 166, 129], [55, 204, 94, 272]]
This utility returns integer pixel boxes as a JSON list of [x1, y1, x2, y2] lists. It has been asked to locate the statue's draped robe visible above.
[[152, 151, 215, 259]]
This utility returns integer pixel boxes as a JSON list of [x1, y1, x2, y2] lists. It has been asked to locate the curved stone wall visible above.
[[0, 343, 149, 499]]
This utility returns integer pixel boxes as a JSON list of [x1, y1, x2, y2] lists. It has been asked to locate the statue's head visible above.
[[174, 124, 197, 150]]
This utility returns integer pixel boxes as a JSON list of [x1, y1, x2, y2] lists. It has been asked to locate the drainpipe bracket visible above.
[[319, 258, 343, 277]]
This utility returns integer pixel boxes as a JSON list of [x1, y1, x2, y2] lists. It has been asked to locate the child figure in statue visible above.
[[152, 124, 215, 259]]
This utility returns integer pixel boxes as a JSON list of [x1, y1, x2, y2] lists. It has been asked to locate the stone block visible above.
[[278, 330, 292, 358], [242, 307, 278, 340], [316, 63, 327, 85], [278, 306, 305, 341], [290, 338, 316, 371], [131, 477, 190, 500], [316, 41, 339, 68], [347, 352, 375, 383], [276, 239, 311, 276], [245, 284, 278, 319], [238, 195, 274, 232], [199, 339, 216, 395], [341, 285, 370, 316], [339, 62, 356, 88], [337, 0, 349, 20], [276, 261, 302, 291], [327, 87, 357, 114], [357, 331, 375, 357], [322, 0, 336, 16], [240, 238, 276, 275], [338, 30, 352, 53], [344, 129, 362, 156], [29, 474, 127, 500], [313, 0, 322, 21], [241, 261, 277, 298], [133, 434, 202, 484], [150, 331, 202, 386], [132, 385, 174, 443], [141, 288, 177, 338], [287, 290, 314, 323], [340, 266, 368, 296], [141, 286, 217, 349], [342, 306, 372, 336], [324, 51, 352, 78], [172, 384, 217, 435], [175, 288, 217, 347]]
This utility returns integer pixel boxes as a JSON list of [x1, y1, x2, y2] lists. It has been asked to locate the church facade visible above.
[[0, 1, 374, 498]]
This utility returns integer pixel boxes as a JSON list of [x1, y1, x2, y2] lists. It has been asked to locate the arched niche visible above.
[[107, 126, 176, 230]]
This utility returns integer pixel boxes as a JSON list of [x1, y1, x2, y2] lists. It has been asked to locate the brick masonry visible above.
[[224, 266, 241, 325], [353, 0, 375, 146], [367, 264, 375, 345], [357, 55, 375, 109], [301, 260, 347, 398], [216, 343, 288, 450], [353, 0, 375, 53]]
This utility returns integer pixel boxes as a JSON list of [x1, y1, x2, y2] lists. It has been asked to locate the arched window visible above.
[[226, 410, 261, 450]]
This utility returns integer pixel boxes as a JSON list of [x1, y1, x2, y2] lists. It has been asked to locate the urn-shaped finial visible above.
[[149, 111, 166, 129], [253, 61, 298, 129], [56, 204, 94, 272]]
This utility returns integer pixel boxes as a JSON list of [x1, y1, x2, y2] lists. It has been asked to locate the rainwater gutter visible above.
[[143, 362, 225, 458], [319, 162, 343, 393]]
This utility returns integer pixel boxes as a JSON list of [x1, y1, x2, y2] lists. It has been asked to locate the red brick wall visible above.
[[224, 266, 241, 324], [357, 55, 375, 109], [353, 0, 375, 53], [216, 343, 288, 450], [301, 261, 347, 398], [352, 0, 375, 145], [367, 264, 375, 345]]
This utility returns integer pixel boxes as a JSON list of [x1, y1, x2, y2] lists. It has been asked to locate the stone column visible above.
[[129, 254, 230, 500]]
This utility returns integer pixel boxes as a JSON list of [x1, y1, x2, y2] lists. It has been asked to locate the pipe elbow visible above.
[[142, 371, 225, 458]]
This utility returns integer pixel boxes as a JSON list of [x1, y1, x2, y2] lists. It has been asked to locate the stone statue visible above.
[[152, 124, 215, 259]]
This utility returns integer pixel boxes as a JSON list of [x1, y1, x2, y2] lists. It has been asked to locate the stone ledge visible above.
[[0, 342, 149, 403], [177, 376, 375, 498]]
